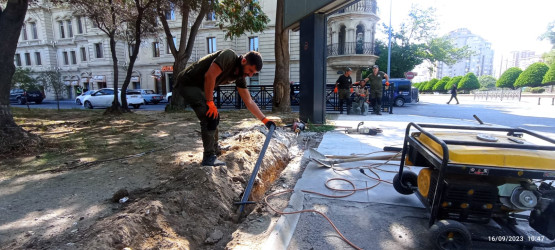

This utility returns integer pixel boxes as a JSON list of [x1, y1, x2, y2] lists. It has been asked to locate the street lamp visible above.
[[387, 0, 392, 77]]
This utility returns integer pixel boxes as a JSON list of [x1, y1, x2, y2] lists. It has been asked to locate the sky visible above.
[[375, 0, 554, 74]]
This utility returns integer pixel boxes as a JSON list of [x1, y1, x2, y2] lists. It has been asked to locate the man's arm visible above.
[[384, 73, 389, 82], [204, 63, 223, 101], [237, 87, 265, 120]]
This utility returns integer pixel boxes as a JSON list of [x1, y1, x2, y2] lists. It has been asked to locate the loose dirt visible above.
[[0, 108, 323, 249]]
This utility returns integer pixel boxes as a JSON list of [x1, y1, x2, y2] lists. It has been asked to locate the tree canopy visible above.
[[432, 76, 450, 92], [422, 78, 438, 92], [445, 76, 462, 90], [514, 62, 549, 88], [458, 73, 480, 91], [542, 61, 555, 85], [539, 20, 555, 49], [542, 49, 555, 65], [496, 67, 522, 89], [478, 75, 497, 90], [11, 67, 38, 90]]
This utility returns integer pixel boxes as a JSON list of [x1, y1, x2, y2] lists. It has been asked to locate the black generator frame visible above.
[[397, 123, 555, 248]]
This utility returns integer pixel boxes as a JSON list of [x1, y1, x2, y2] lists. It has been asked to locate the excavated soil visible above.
[[0, 109, 322, 250]]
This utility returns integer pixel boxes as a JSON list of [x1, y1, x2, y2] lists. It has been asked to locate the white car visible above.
[[75, 90, 94, 105], [83, 88, 144, 109], [166, 92, 172, 103]]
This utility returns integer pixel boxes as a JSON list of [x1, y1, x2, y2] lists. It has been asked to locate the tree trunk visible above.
[[106, 33, 123, 114], [0, 1, 41, 154], [272, 0, 291, 113]]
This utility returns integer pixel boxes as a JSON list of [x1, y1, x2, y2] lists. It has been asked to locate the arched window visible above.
[[356, 24, 365, 54], [338, 25, 346, 55]]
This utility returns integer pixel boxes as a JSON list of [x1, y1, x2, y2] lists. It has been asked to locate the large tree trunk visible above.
[[272, 0, 291, 113], [106, 33, 123, 114], [0, 1, 41, 154]]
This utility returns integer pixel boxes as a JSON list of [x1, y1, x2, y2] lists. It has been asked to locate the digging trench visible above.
[[31, 127, 299, 249]]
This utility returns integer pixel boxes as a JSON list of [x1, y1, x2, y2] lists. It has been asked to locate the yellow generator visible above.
[[393, 123, 555, 250]]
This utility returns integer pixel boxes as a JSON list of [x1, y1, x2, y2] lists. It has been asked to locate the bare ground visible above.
[[0, 108, 323, 249]]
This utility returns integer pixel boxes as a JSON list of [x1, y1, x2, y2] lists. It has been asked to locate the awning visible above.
[[92, 75, 106, 82], [131, 76, 140, 82]]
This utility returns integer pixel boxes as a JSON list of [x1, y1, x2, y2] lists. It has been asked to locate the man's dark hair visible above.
[[244, 51, 263, 71]]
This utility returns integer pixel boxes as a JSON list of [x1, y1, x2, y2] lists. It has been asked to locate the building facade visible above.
[[15, 0, 379, 100], [436, 28, 494, 79], [498, 50, 543, 75]]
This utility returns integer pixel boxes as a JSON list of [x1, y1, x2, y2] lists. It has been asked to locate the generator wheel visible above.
[[430, 220, 471, 250], [393, 171, 418, 195]]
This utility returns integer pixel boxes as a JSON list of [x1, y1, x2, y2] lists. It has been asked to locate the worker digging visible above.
[[174, 49, 276, 166]]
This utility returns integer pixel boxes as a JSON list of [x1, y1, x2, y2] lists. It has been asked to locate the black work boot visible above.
[[202, 154, 225, 166]]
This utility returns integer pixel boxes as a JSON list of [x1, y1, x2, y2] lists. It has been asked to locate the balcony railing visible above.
[[337, 0, 377, 14], [327, 42, 375, 56]]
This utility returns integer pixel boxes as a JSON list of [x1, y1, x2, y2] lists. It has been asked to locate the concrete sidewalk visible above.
[[264, 114, 545, 250]]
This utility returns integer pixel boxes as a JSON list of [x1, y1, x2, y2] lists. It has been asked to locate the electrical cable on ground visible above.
[[264, 151, 405, 250]]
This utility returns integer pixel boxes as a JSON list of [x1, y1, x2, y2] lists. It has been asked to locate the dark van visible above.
[[382, 78, 418, 107]]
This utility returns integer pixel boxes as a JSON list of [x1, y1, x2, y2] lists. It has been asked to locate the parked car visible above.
[[75, 90, 94, 105], [82, 88, 144, 109], [135, 89, 164, 104], [166, 92, 172, 103], [382, 78, 418, 107], [10, 88, 45, 104]]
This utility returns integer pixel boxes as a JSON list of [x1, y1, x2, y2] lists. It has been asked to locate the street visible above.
[[12, 94, 555, 134]]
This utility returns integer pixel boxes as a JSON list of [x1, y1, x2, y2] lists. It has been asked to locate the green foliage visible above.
[[11, 67, 39, 90], [37, 70, 66, 101], [527, 87, 546, 93], [538, 20, 555, 49], [432, 76, 450, 92], [213, 0, 270, 40], [543, 49, 555, 65], [421, 37, 472, 66], [445, 76, 462, 90], [478, 75, 497, 90], [542, 61, 555, 85], [458, 73, 480, 91], [374, 40, 424, 78], [497, 67, 522, 89], [515, 62, 549, 88], [423, 79, 438, 92]]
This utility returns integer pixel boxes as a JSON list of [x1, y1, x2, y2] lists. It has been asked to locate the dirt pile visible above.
[[36, 127, 297, 249]]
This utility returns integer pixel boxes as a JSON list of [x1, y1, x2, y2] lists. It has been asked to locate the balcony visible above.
[[327, 42, 378, 69]]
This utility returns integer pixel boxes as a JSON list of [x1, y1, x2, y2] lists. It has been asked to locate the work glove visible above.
[[385, 82, 390, 86], [333, 86, 338, 93], [262, 117, 276, 129], [350, 88, 354, 93], [360, 94, 366, 97], [206, 100, 219, 119]]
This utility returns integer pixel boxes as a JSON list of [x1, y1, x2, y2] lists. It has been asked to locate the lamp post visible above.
[[387, 0, 392, 77]]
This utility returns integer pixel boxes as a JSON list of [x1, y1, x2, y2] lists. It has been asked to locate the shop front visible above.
[[92, 75, 107, 89]]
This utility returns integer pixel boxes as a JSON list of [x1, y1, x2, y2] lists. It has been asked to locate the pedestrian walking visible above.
[[447, 84, 459, 104], [175, 49, 276, 166]]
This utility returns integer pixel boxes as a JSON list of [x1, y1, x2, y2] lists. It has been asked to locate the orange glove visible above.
[[385, 82, 390, 86], [206, 101, 218, 119], [360, 94, 366, 97], [262, 117, 276, 129], [333, 86, 338, 93], [350, 88, 354, 93]]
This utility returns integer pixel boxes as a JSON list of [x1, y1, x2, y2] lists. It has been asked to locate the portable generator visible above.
[[393, 123, 555, 250]]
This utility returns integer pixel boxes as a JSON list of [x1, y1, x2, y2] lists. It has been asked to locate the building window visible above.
[[80, 47, 87, 61], [206, 12, 216, 21], [77, 17, 83, 34], [95, 43, 103, 58], [59, 21, 65, 38], [30, 22, 38, 39], [165, 3, 175, 20], [207, 37, 216, 53], [67, 20, 73, 38], [63, 52, 69, 65], [128, 44, 136, 58], [71, 51, 77, 64], [24, 53, 31, 66], [166, 37, 176, 54], [249, 36, 259, 51], [22, 24, 28, 40], [133, 82, 140, 89], [35, 52, 41, 65], [91, 18, 98, 28], [152, 42, 160, 57], [15, 54, 22, 66]]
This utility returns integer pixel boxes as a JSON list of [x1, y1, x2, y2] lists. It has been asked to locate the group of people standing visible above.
[[334, 65, 389, 115]]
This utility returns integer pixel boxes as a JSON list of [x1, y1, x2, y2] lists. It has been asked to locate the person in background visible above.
[[175, 49, 276, 166], [363, 65, 389, 115], [447, 83, 459, 104], [351, 79, 369, 115], [334, 68, 353, 114]]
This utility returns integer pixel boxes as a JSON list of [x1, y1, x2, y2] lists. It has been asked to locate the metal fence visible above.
[[327, 42, 375, 56], [215, 83, 395, 113], [473, 89, 522, 101]]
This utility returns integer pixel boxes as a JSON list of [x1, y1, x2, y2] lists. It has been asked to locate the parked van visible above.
[[382, 78, 418, 106]]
